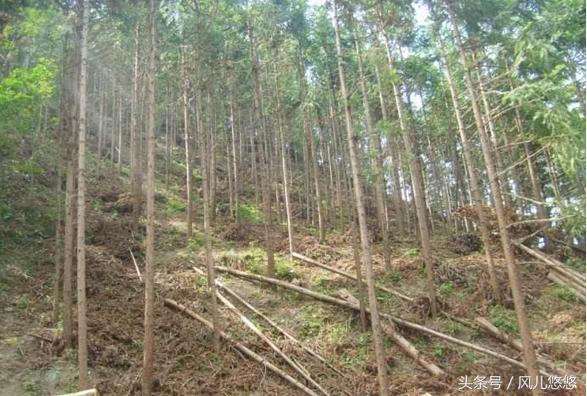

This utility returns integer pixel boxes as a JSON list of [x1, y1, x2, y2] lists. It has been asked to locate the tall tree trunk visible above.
[[248, 23, 275, 277], [378, 17, 437, 316], [332, 3, 388, 394], [374, 62, 405, 235], [200, 93, 221, 354], [142, 1, 157, 392], [182, 49, 193, 240], [96, 74, 104, 177], [440, 43, 501, 302], [355, 34, 391, 272], [76, 0, 89, 387], [446, 3, 541, 388], [130, 24, 141, 233]]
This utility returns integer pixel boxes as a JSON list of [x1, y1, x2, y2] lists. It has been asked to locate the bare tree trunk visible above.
[[440, 43, 501, 302], [142, 2, 157, 392], [378, 18, 437, 316], [374, 63, 405, 236], [181, 49, 193, 240], [332, 3, 388, 394], [446, 3, 541, 389], [229, 90, 239, 224], [355, 34, 391, 272], [200, 94, 221, 354], [76, 0, 89, 387], [130, 24, 141, 233], [96, 75, 104, 177]]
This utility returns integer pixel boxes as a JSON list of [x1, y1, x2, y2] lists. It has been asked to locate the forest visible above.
[[0, 0, 585, 395]]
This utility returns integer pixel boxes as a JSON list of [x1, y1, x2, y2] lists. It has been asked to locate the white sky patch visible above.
[[414, 1, 430, 27], [307, 0, 325, 7]]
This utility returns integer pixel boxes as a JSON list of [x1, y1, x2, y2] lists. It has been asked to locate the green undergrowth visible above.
[[543, 284, 577, 303], [238, 203, 263, 224], [489, 304, 519, 334], [240, 246, 299, 281]]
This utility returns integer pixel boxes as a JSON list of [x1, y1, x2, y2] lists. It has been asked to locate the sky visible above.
[[306, 0, 430, 27]]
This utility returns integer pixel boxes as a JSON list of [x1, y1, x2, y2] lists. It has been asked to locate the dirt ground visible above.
[[0, 169, 585, 395]]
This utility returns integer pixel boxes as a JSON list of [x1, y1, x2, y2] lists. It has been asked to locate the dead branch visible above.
[[216, 291, 331, 396], [213, 265, 554, 376], [193, 266, 345, 377], [163, 298, 321, 396], [129, 248, 143, 283], [292, 252, 413, 302]]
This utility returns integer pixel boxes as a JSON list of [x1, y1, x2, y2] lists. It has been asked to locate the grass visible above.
[[543, 284, 577, 303], [164, 194, 186, 215], [240, 247, 299, 281], [489, 304, 518, 334], [238, 203, 263, 224], [438, 281, 455, 296], [298, 305, 325, 338]]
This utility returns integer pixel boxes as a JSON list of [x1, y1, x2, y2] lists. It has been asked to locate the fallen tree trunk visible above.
[[216, 292, 330, 396], [381, 320, 445, 376], [163, 298, 320, 396], [213, 265, 553, 376], [474, 317, 569, 376], [547, 272, 586, 303], [193, 267, 345, 377], [513, 242, 585, 286], [292, 252, 413, 302], [475, 317, 523, 351], [58, 390, 99, 396]]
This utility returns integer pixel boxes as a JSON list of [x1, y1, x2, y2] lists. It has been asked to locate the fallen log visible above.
[[475, 317, 523, 351], [57, 390, 98, 396], [474, 317, 568, 376], [513, 242, 585, 286], [214, 265, 553, 376], [163, 298, 320, 396], [547, 272, 586, 303], [216, 292, 330, 396], [381, 320, 445, 376], [292, 252, 413, 302], [193, 266, 345, 377]]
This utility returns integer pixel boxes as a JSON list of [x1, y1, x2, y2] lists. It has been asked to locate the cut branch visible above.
[[193, 266, 345, 377], [164, 298, 320, 396], [292, 252, 413, 302], [213, 265, 553, 376]]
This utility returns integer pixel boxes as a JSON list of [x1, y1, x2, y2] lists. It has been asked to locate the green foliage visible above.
[[299, 305, 324, 338], [275, 257, 299, 281], [489, 305, 519, 334], [438, 281, 455, 296], [164, 195, 186, 215], [565, 257, 585, 273], [543, 285, 577, 303], [403, 248, 419, 258], [0, 59, 56, 151], [237, 203, 263, 224]]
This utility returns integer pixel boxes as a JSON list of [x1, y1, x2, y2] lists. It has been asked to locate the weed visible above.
[[413, 338, 428, 349], [438, 281, 455, 296], [164, 195, 186, 215], [15, 295, 28, 310], [275, 257, 299, 281], [489, 305, 518, 334], [23, 382, 38, 394], [193, 276, 208, 293], [404, 248, 419, 258], [299, 305, 324, 337], [544, 285, 577, 303], [433, 343, 447, 358], [238, 203, 263, 224], [566, 257, 585, 273], [386, 270, 402, 283]]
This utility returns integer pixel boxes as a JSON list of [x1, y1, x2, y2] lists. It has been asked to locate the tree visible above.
[[76, 0, 89, 388]]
